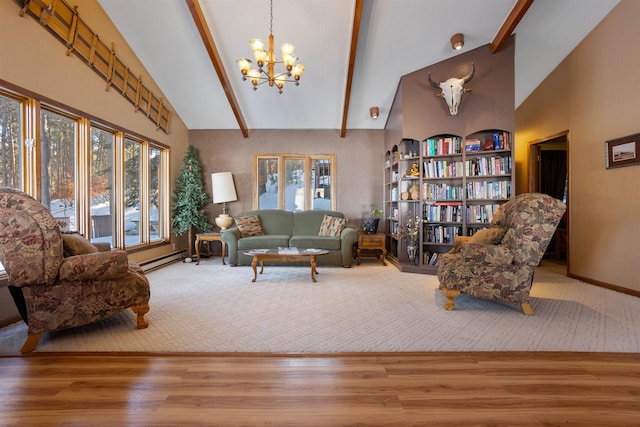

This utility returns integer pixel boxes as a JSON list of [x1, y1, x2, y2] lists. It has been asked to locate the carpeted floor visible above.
[[1, 259, 639, 355]]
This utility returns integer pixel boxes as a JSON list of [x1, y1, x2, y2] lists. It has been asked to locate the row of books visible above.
[[466, 156, 512, 176], [423, 252, 439, 266], [464, 132, 511, 152], [423, 157, 512, 178], [422, 137, 462, 156], [466, 203, 503, 223], [466, 181, 511, 199], [422, 183, 463, 200], [423, 159, 464, 178], [423, 225, 463, 244], [423, 203, 463, 223]]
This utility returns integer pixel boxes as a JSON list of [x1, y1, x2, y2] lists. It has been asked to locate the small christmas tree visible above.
[[172, 145, 211, 260]]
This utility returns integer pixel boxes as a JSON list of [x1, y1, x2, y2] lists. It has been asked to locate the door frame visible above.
[[527, 130, 570, 269]]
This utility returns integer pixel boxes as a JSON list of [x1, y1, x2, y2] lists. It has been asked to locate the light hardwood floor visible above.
[[1, 352, 639, 426]]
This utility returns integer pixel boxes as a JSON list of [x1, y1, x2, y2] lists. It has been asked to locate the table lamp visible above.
[[211, 172, 238, 230]]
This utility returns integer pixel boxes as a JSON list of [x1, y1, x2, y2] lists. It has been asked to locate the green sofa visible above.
[[222, 209, 358, 267]]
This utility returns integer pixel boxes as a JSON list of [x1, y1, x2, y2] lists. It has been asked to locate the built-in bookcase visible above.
[[385, 130, 513, 274]]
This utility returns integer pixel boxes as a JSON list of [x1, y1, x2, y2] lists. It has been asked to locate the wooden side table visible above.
[[195, 232, 226, 265], [357, 232, 386, 265]]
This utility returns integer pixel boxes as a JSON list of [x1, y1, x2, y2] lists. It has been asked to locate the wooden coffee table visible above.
[[244, 249, 329, 283]]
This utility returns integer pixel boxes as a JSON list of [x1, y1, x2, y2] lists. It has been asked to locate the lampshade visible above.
[[211, 172, 238, 204]]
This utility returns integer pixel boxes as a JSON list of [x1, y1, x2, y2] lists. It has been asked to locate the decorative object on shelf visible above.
[[235, 0, 304, 93], [211, 172, 238, 230], [405, 162, 420, 177], [362, 204, 383, 234], [370, 106, 379, 119], [450, 33, 464, 50], [409, 184, 420, 201], [172, 145, 212, 261], [428, 62, 475, 115], [395, 215, 421, 264]]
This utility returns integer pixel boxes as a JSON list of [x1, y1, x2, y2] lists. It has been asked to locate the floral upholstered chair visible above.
[[437, 193, 566, 315], [0, 188, 150, 353]]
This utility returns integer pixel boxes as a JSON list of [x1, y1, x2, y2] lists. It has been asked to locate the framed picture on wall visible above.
[[605, 133, 640, 169]]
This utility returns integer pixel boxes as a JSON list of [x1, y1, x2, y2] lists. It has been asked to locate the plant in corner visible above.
[[171, 145, 211, 261], [362, 204, 384, 234]]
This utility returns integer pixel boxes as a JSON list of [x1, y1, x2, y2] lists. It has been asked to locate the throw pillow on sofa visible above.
[[235, 215, 264, 237], [318, 214, 347, 237]]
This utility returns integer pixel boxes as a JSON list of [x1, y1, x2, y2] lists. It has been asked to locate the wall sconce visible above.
[[369, 106, 379, 119], [450, 33, 464, 50]]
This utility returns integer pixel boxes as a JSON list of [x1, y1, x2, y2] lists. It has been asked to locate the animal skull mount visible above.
[[428, 62, 475, 115]]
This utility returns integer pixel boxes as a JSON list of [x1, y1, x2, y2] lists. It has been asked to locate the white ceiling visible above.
[[97, 0, 619, 133]]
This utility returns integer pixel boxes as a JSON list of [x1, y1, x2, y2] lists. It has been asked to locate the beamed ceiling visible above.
[[98, 0, 620, 137]]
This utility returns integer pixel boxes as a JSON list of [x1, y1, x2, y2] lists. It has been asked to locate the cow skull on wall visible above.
[[428, 63, 475, 115]]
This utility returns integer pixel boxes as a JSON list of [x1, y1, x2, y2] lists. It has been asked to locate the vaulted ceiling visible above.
[[98, 0, 619, 136]]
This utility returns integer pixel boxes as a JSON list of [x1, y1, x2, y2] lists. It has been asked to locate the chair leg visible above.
[[132, 304, 150, 329], [441, 289, 461, 311], [21, 333, 42, 354], [521, 303, 534, 316]]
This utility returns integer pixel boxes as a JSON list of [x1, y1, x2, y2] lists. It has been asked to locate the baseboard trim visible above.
[[139, 250, 186, 272], [568, 273, 640, 299]]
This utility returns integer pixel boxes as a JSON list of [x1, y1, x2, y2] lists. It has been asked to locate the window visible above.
[[0, 93, 22, 189], [90, 126, 115, 245], [254, 154, 336, 211], [40, 108, 78, 231], [0, 84, 170, 260], [149, 146, 164, 241], [124, 138, 143, 245]]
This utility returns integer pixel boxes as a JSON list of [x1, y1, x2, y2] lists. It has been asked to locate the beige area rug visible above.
[[1, 260, 639, 354]]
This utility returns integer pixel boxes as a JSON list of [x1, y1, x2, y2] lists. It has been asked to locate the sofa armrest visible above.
[[93, 242, 112, 252], [221, 227, 242, 265], [460, 243, 514, 266], [59, 250, 130, 282], [340, 227, 359, 267]]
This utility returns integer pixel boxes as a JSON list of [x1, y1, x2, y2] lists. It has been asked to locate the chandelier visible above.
[[235, 0, 304, 94]]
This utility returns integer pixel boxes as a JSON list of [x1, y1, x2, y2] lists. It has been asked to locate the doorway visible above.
[[528, 131, 569, 264]]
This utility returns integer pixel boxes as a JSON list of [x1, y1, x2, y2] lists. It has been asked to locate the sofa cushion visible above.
[[289, 235, 341, 250], [293, 210, 343, 235], [235, 215, 264, 237], [245, 209, 294, 235], [237, 235, 291, 250], [318, 214, 347, 237], [62, 233, 99, 256]]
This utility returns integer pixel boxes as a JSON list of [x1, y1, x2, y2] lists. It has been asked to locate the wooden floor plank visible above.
[[1, 352, 640, 426]]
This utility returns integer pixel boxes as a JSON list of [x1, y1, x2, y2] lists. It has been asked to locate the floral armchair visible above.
[[437, 193, 566, 315], [0, 188, 150, 353]]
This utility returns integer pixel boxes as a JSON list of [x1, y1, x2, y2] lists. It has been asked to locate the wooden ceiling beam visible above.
[[491, 0, 534, 54], [340, 0, 363, 138], [185, 0, 249, 137]]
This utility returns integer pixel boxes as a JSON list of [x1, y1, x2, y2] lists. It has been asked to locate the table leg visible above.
[[195, 236, 202, 265], [251, 257, 258, 282], [221, 241, 226, 265], [310, 256, 318, 283]]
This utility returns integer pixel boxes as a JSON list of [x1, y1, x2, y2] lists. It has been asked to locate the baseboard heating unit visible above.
[[139, 250, 186, 272]]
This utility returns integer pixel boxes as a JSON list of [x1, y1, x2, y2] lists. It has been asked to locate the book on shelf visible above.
[[464, 138, 481, 152]]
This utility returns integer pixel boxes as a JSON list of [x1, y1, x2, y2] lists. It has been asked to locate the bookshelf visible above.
[[385, 130, 513, 274]]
